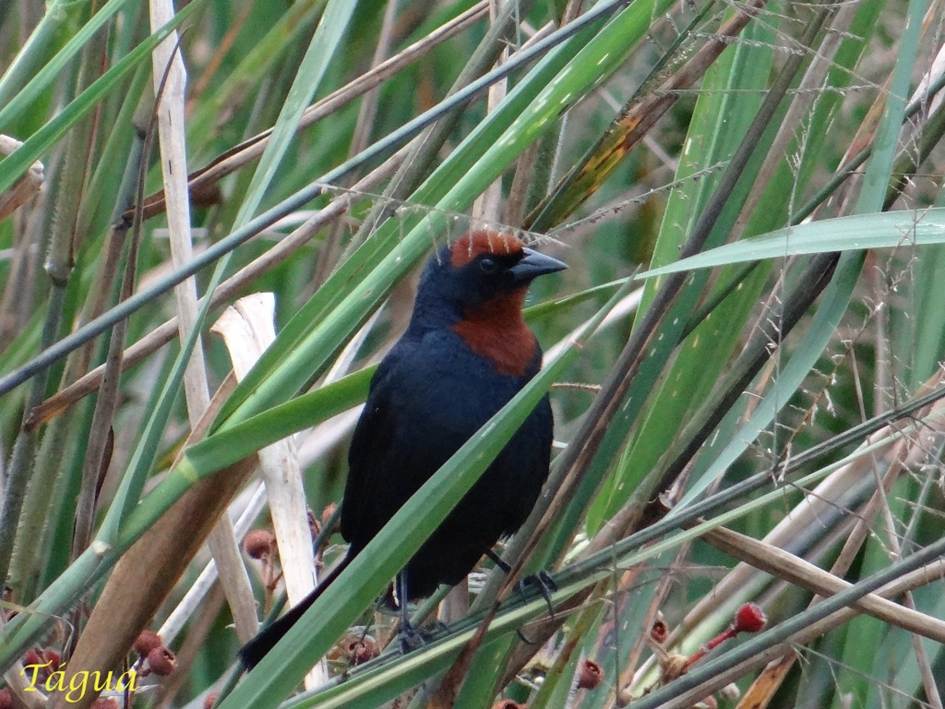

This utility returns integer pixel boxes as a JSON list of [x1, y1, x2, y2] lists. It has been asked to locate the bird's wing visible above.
[[340, 350, 400, 548], [339, 331, 482, 551]]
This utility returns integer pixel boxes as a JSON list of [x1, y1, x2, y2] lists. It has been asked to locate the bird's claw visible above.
[[398, 624, 425, 654], [536, 570, 557, 592], [518, 571, 557, 618]]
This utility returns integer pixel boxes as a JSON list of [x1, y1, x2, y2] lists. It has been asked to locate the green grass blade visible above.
[[636, 208, 945, 278], [591, 10, 777, 526], [0, 0, 128, 128], [184, 0, 328, 150], [97, 260, 229, 542], [185, 367, 372, 476], [826, 0, 934, 679], [233, 0, 357, 227], [0, 0, 211, 194]]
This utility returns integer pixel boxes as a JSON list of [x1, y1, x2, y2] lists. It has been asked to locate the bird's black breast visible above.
[[340, 327, 553, 598]]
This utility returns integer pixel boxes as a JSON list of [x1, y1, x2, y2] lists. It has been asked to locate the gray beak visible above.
[[509, 248, 568, 284]]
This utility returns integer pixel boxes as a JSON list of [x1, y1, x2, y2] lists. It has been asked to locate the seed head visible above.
[[134, 629, 163, 657], [147, 646, 177, 676], [733, 603, 766, 634], [244, 529, 276, 560], [577, 659, 603, 689]]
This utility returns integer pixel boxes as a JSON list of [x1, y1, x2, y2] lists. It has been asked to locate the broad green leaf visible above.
[[637, 208, 945, 279]]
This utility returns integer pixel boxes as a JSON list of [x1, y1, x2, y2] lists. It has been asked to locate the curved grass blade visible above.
[[637, 207, 945, 279], [670, 0, 930, 511], [589, 10, 777, 528]]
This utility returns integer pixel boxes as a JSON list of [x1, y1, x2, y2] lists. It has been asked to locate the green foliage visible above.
[[1, 0, 944, 707]]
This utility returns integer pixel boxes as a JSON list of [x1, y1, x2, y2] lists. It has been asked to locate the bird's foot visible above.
[[398, 621, 425, 654], [518, 570, 558, 618]]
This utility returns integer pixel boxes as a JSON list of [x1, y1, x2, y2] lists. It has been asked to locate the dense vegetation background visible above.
[[2, 0, 945, 707]]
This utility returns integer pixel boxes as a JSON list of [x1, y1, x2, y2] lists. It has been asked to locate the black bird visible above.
[[240, 230, 566, 668]]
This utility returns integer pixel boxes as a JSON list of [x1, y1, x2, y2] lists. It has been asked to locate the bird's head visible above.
[[417, 230, 567, 316]]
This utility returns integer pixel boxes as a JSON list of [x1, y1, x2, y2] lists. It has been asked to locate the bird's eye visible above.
[[479, 257, 498, 274]]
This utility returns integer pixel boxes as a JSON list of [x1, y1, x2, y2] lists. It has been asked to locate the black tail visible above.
[[239, 554, 352, 669]]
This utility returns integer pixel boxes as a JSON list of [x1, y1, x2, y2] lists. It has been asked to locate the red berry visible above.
[[650, 619, 668, 644], [577, 658, 603, 689], [733, 603, 766, 633], [134, 629, 163, 656], [244, 529, 276, 559], [147, 645, 176, 675]]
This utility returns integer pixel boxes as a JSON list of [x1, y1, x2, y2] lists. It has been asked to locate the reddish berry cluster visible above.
[[21, 646, 63, 679], [134, 629, 176, 676]]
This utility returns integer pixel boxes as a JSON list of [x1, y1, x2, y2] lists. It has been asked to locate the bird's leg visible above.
[[482, 549, 547, 645], [396, 572, 423, 653], [522, 571, 558, 619], [484, 548, 512, 573], [484, 549, 557, 619]]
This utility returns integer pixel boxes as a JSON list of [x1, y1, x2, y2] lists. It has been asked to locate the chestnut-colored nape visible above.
[[449, 230, 524, 268]]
